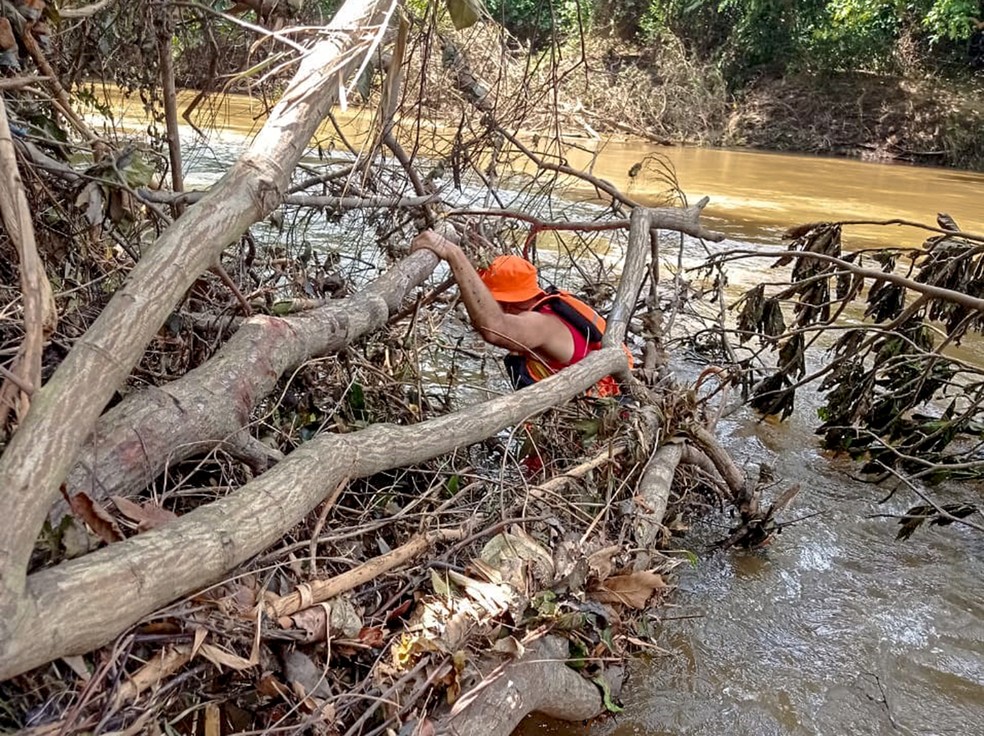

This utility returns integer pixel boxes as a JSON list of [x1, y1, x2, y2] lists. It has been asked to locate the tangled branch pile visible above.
[[0, 2, 786, 734]]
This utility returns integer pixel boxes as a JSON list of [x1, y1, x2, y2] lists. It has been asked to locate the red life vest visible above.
[[503, 287, 630, 397]]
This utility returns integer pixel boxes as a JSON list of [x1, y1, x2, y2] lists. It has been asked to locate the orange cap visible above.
[[478, 255, 543, 303]]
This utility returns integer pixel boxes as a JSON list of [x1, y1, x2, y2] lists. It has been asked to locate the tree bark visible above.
[[435, 635, 620, 735], [634, 442, 684, 553], [0, 0, 394, 652], [52, 251, 437, 521], [0, 346, 629, 680]]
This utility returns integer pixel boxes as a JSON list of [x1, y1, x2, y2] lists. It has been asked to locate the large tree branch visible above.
[[0, 346, 629, 680], [0, 0, 395, 656], [53, 251, 438, 520]]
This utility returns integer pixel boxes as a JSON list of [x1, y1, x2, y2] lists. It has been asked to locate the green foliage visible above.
[[635, 0, 984, 86], [446, 0, 483, 29], [922, 0, 981, 42], [485, 0, 593, 48]]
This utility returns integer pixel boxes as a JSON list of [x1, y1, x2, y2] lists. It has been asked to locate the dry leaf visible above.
[[287, 598, 362, 643], [589, 571, 667, 610], [111, 495, 177, 532], [65, 490, 122, 544], [491, 635, 525, 658], [111, 494, 146, 522], [198, 642, 255, 672], [191, 626, 208, 659], [257, 672, 290, 699], [204, 703, 221, 736], [358, 626, 385, 648]]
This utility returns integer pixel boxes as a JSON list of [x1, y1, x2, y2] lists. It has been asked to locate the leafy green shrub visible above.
[[485, 0, 592, 49]]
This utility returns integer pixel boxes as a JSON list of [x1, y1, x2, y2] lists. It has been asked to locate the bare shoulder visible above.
[[500, 310, 574, 362]]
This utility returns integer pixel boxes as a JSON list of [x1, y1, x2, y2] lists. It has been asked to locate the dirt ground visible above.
[[722, 72, 984, 170]]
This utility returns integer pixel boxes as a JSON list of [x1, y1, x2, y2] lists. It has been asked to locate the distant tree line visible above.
[[487, 0, 984, 85]]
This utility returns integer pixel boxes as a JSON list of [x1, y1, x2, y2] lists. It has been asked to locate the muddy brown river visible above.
[[94, 92, 984, 736], [515, 144, 984, 736]]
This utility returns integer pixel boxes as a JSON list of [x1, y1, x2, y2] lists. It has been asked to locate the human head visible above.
[[478, 255, 544, 310]]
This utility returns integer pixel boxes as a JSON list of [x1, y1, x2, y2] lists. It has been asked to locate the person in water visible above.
[[410, 230, 621, 396]]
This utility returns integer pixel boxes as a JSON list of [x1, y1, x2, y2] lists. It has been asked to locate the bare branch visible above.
[[712, 248, 984, 313], [0, 101, 55, 431], [59, 0, 119, 19]]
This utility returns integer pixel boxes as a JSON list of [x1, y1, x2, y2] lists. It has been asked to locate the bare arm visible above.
[[410, 232, 574, 363]]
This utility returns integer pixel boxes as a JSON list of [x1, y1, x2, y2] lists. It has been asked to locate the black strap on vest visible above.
[[533, 286, 604, 345]]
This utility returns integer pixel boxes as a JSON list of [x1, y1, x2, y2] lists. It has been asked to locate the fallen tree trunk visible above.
[[0, 0, 394, 647], [1, 209, 665, 679], [435, 635, 621, 735], [0, 345, 628, 679], [52, 250, 437, 520]]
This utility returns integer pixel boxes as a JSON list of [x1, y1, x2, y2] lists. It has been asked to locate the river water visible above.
[[91, 92, 984, 736], [512, 146, 984, 735]]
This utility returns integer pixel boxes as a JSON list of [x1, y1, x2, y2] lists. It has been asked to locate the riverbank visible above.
[[724, 72, 984, 170], [430, 32, 984, 172]]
